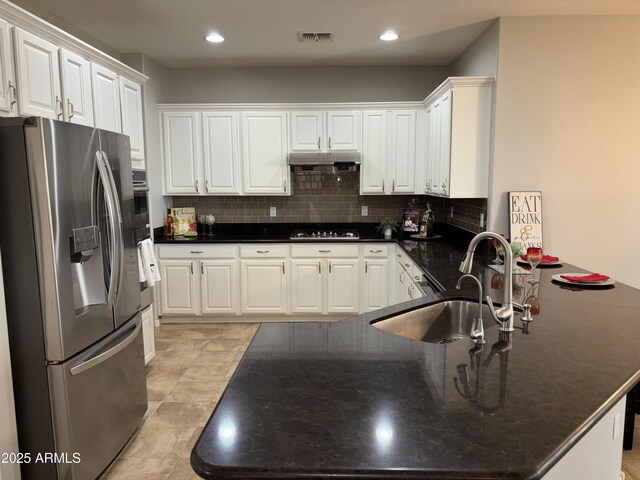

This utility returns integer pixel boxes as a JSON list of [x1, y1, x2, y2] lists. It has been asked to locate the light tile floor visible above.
[[104, 322, 640, 479], [102, 322, 260, 480]]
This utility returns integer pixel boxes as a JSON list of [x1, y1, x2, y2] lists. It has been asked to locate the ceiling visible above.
[[13, 0, 640, 68]]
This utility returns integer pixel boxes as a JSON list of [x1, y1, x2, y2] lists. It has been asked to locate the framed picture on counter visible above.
[[402, 209, 419, 233], [508, 191, 543, 250]]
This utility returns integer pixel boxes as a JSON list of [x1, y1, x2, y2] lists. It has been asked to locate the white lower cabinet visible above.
[[157, 246, 239, 316], [240, 260, 288, 314], [157, 243, 409, 320], [327, 259, 360, 313], [363, 258, 389, 311], [141, 304, 155, 365], [290, 260, 323, 314], [201, 260, 238, 314], [160, 260, 198, 314]]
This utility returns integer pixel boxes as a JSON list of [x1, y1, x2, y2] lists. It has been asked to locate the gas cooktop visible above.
[[289, 229, 360, 240]]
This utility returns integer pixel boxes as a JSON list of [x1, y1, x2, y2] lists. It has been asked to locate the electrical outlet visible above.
[[480, 213, 485, 226], [449, 207, 454, 218], [270, 207, 276, 217], [361, 206, 368, 216]]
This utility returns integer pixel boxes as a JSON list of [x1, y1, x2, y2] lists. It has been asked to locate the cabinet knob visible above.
[[318, 136, 321, 149], [328, 137, 332, 149], [318, 250, 331, 253], [365, 261, 368, 274], [256, 250, 270, 254], [369, 249, 383, 253], [195, 180, 199, 193], [190, 251, 203, 254]]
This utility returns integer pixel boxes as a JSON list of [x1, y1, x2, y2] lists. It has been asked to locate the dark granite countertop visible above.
[[191, 232, 640, 480]]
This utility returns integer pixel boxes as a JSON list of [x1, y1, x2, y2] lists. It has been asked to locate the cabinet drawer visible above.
[[240, 245, 288, 258], [157, 245, 236, 259], [291, 244, 359, 258], [363, 244, 389, 258]]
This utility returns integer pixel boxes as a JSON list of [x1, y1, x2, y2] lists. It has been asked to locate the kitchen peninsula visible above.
[[189, 232, 640, 480]]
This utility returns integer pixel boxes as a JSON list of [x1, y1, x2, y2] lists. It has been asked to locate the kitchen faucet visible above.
[[459, 232, 515, 332], [455, 274, 485, 344]]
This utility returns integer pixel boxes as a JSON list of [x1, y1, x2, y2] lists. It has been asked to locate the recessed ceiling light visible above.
[[206, 32, 225, 43], [379, 30, 398, 41]]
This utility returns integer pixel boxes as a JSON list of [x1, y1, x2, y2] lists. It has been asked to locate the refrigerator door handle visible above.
[[69, 318, 142, 376], [95, 152, 119, 310], [101, 151, 125, 301]]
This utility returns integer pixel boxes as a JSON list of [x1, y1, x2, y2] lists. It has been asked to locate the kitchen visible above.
[[0, 1, 639, 479]]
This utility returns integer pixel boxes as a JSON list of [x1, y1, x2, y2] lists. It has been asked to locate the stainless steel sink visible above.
[[372, 300, 498, 344]]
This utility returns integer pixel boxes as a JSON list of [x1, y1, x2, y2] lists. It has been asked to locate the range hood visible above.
[[288, 152, 362, 167]]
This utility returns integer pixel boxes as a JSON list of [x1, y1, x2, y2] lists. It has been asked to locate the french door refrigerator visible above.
[[0, 117, 147, 480]]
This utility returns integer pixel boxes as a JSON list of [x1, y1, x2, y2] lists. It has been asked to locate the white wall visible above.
[[490, 16, 640, 288], [166, 66, 450, 103], [450, 20, 499, 78]]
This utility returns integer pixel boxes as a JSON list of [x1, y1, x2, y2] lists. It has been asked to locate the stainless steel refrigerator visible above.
[[0, 117, 147, 480]]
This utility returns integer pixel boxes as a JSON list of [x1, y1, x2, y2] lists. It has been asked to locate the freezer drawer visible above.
[[48, 314, 147, 480]]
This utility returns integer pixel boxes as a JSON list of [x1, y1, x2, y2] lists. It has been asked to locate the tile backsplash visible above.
[[172, 170, 487, 233]]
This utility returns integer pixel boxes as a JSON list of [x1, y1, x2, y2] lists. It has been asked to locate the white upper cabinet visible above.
[[203, 112, 241, 194], [0, 19, 16, 114], [162, 112, 201, 194], [424, 77, 492, 198], [290, 110, 361, 152], [326, 111, 361, 151], [290, 111, 324, 151], [361, 109, 417, 195], [60, 49, 93, 127], [388, 110, 417, 194], [13, 27, 61, 119], [91, 63, 121, 133], [119, 77, 145, 167], [360, 110, 386, 194], [241, 111, 289, 195]]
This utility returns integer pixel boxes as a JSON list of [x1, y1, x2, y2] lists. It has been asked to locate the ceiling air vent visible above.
[[297, 32, 334, 43]]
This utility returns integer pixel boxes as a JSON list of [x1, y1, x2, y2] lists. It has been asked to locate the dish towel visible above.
[[138, 239, 161, 287], [137, 248, 145, 282]]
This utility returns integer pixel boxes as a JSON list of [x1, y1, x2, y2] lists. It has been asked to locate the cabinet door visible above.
[[360, 110, 386, 194], [162, 112, 201, 194], [423, 104, 434, 194], [388, 110, 416, 194], [201, 260, 238, 314], [0, 19, 16, 114], [91, 63, 121, 132], [240, 260, 288, 313], [327, 111, 361, 151], [13, 28, 61, 119], [290, 111, 324, 151], [119, 77, 145, 167], [241, 112, 289, 195], [160, 260, 198, 314], [141, 304, 155, 365], [327, 259, 359, 313], [203, 112, 241, 194], [290, 260, 323, 314], [429, 98, 443, 195], [363, 259, 389, 312], [438, 89, 453, 197], [60, 49, 94, 126]]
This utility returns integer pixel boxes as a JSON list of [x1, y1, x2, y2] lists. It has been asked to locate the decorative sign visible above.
[[171, 207, 197, 236], [508, 191, 543, 250]]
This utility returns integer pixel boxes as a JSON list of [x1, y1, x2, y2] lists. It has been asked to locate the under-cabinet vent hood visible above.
[[287, 152, 361, 166], [288, 152, 361, 173]]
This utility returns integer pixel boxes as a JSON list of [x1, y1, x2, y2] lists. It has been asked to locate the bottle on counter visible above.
[[419, 203, 435, 237], [165, 209, 174, 238]]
